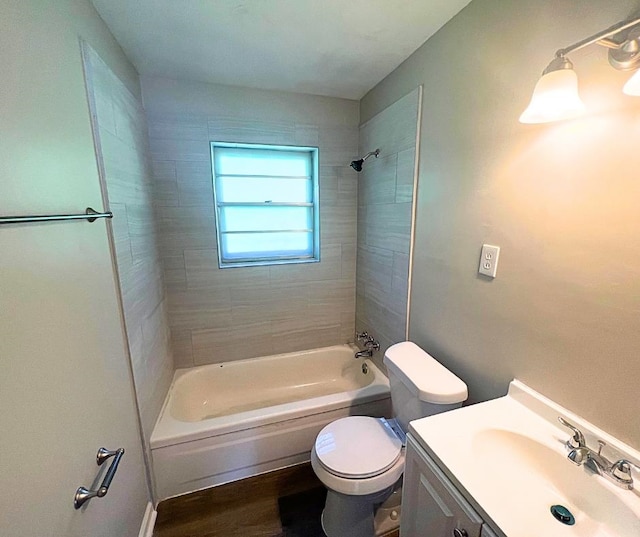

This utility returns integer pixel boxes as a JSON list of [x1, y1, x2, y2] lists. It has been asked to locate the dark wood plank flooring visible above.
[[153, 463, 400, 537]]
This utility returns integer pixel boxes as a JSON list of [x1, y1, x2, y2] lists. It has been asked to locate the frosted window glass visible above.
[[211, 142, 319, 267], [220, 206, 312, 232], [222, 232, 313, 259], [217, 177, 312, 203], [214, 148, 311, 177]]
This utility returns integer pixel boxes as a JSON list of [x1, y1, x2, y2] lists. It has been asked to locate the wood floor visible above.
[[153, 463, 400, 537]]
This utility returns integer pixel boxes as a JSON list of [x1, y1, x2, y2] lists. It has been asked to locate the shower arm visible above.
[[361, 149, 380, 162]]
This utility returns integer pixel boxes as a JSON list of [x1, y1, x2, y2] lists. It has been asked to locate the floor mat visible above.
[[278, 486, 327, 537]]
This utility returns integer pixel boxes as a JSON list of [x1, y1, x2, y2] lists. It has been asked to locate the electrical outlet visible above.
[[478, 244, 500, 278]]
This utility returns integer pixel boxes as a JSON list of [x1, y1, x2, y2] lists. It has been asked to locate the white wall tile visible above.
[[359, 90, 419, 156], [208, 118, 296, 145], [319, 167, 339, 206], [341, 242, 357, 280], [230, 283, 308, 324], [365, 202, 413, 254], [85, 47, 173, 467], [358, 154, 397, 206], [109, 203, 133, 265], [338, 167, 358, 207], [272, 326, 342, 354], [321, 206, 357, 245], [170, 329, 194, 368], [294, 124, 320, 146], [166, 287, 232, 329], [184, 249, 270, 290], [147, 89, 358, 365], [355, 88, 419, 354], [163, 267, 187, 291], [357, 246, 394, 294], [152, 160, 177, 181], [192, 320, 274, 365], [148, 119, 208, 141], [176, 161, 214, 207], [392, 252, 410, 295], [269, 244, 343, 285], [340, 310, 356, 343], [396, 147, 416, 203], [149, 137, 210, 162]]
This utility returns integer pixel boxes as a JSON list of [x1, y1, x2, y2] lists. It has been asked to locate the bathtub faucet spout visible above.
[[355, 348, 374, 359]]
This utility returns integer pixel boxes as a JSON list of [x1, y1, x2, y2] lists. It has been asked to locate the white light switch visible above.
[[478, 244, 500, 278]]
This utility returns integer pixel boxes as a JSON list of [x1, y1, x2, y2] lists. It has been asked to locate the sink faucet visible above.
[[558, 416, 586, 449], [355, 332, 380, 359], [557, 416, 591, 465], [558, 417, 639, 490]]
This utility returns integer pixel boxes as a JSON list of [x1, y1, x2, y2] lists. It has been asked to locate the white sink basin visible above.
[[473, 429, 640, 536], [409, 381, 640, 537]]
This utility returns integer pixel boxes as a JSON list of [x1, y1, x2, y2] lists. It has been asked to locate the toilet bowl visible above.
[[311, 416, 405, 495], [311, 341, 468, 537], [311, 416, 405, 537]]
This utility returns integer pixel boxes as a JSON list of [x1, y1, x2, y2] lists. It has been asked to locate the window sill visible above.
[[218, 256, 321, 269]]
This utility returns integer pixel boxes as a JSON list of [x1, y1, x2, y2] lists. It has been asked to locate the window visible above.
[[210, 142, 320, 268]]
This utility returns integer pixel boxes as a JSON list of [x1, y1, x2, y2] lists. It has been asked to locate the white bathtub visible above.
[[150, 344, 391, 499]]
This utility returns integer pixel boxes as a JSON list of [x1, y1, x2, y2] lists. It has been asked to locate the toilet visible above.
[[311, 341, 468, 537]]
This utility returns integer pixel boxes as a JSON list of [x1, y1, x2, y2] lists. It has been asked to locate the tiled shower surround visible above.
[[143, 78, 360, 366], [82, 45, 174, 491], [356, 88, 420, 365]]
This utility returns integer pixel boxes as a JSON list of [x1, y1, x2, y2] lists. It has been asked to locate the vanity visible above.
[[402, 434, 497, 537], [401, 380, 640, 537]]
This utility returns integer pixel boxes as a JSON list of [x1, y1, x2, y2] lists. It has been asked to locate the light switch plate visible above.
[[479, 244, 500, 278]]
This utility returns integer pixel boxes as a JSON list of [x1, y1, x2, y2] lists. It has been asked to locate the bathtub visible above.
[[150, 344, 391, 499]]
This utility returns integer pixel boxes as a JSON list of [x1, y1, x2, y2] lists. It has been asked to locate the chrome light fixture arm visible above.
[[554, 16, 640, 61]]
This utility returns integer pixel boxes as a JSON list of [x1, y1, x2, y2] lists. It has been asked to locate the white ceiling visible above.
[[91, 0, 472, 100]]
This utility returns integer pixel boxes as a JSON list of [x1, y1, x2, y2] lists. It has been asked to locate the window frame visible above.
[[210, 141, 321, 269]]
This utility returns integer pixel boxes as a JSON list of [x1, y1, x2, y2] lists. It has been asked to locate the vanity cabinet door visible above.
[[401, 434, 483, 537]]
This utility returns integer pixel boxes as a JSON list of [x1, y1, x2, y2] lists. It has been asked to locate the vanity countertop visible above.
[[409, 380, 640, 537]]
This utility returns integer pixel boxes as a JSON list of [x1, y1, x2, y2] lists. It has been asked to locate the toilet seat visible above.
[[311, 444, 405, 496], [314, 416, 402, 479]]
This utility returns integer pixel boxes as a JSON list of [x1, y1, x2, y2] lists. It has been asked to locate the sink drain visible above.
[[550, 505, 575, 525]]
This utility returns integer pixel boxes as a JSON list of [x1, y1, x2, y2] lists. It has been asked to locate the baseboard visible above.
[[138, 502, 157, 537]]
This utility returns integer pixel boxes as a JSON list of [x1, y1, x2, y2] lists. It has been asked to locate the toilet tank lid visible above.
[[383, 342, 468, 404]]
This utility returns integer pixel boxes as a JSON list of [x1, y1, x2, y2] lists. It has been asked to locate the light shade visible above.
[[623, 69, 640, 96], [519, 69, 586, 124]]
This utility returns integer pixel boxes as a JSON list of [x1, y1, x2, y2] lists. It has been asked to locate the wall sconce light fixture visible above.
[[520, 16, 640, 124]]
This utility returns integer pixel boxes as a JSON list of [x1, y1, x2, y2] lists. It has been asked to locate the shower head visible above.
[[350, 149, 380, 172], [350, 159, 364, 172]]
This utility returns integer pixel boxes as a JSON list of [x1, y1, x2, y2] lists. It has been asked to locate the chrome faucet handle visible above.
[[365, 339, 380, 351], [558, 416, 586, 449], [356, 331, 369, 342], [610, 459, 639, 489]]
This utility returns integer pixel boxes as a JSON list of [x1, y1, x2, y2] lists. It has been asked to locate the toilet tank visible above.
[[383, 342, 468, 431]]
